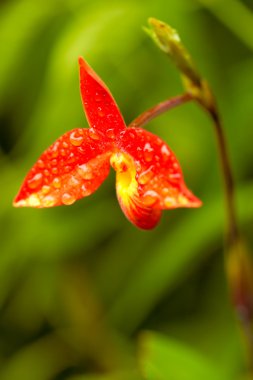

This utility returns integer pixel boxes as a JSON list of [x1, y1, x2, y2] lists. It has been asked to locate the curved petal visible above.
[[79, 57, 126, 137], [112, 127, 201, 228], [13, 128, 112, 208], [110, 151, 161, 229]]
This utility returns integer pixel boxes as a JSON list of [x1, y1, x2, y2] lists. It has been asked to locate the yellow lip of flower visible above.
[[110, 151, 138, 199], [110, 151, 162, 229]]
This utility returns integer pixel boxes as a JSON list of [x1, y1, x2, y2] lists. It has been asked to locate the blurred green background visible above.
[[1, 0, 253, 379]]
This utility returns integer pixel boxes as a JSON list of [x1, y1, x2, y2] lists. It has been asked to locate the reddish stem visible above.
[[128, 92, 193, 129]]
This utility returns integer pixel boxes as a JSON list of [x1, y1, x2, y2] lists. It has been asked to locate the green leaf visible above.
[[139, 331, 226, 380]]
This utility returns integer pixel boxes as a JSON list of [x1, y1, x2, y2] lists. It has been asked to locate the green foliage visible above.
[[139, 331, 225, 380], [0, 0, 253, 379]]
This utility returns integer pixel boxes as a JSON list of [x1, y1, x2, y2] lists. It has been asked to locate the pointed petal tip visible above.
[[183, 194, 202, 208], [78, 56, 85, 66], [13, 193, 26, 208], [13, 199, 23, 208]]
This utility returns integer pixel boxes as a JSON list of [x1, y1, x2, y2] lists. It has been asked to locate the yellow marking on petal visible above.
[[110, 152, 138, 206]]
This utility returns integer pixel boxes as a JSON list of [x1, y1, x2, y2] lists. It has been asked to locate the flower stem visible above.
[[128, 92, 193, 129], [204, 105, 239, 247], [130, 89, 253, 371], [205, 103, 253, 372]]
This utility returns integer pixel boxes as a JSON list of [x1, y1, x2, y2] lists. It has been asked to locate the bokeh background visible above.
[[1, 0, 253, 379]]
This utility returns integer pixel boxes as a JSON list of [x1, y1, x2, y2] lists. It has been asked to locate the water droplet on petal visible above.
[[88, 127, 100, 140], [162, 187, 170, 196], [77, 164, 93, 179], [142, 190, 159, 206], [68, 176, 80, 187], [164, 195, 177, 207], [137, 146, 142, 159], [51, 145, 59, 158], [52, 167, 58, 175], [97, 106, 104, 118], [81, 184, 92, 196], [178, 194, 189, 205], [169, 172, 181, 180], [95, 93, 101, 102], [27, 194, 41, 207], [138, 166, 154, 185], [69, 129, 84, 146], [52, 177, 61, 188], [28, 173, 43, 189], [51, 159, 57, 166], [64, 165, 71, 173], [173, 162, 179, 170], [143, 143, 154, 162], [106, 128, 115, 139], [62, 192, 76, 205], [62, 141, 69, 149], [161, 144, 170, 160], [42, 195, 56, 207], [41, 185, 50, 194], [44, 169, 50, 177], [60, 149, 67, 157], [37, 159, 45, 169]]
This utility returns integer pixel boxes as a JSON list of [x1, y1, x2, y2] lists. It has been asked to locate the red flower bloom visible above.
[[13, 57, 201, 229]]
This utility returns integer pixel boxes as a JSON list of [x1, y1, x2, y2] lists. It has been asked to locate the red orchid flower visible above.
[[13, 57, 201, 229]]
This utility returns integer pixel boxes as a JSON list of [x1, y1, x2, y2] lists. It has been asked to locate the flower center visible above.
[[110, 152, 137, 194]]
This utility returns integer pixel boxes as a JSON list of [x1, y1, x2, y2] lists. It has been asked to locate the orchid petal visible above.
[[110, 151, 161, 229], [110, 127, 201, 229], [13, 128, 112, 208], [79, 57, 126, 137]]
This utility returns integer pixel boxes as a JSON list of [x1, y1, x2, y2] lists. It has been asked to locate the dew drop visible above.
[[178, 194, 188, 205], [51, 147, 59, 158], [69, 129, 84, 146], [68, 175, 80, 187], [169, 172, 181, 180], [37, 159, 45, 169], [137, 146, 142, 159], [42, 195, 56, 207], [41, 185, 50, 195], [142, 190, 159, 206], [106, 128, 115, 139], [164, 195, 177, 207], [161, 144, 170, 160], [77, 164, 93, 179], [88, 127, 100, 140], [28, 173, 43, 189], [27, 194, 41, 207], [52, 177, 61, 188], [173, 162, 179, 170], [162, 187, 170, 196], [138, 166, 154, 185], [44, 169, 50, 177], [60, 149, 67, 157], [51, 159, 57, 166], [64, 165, 71, 173], [81, 184, 92, 196], [97, 106, 105, 118], [52, 167, 58, 175], [95, 93, 102, 102], [129, 132, 136, 139], [61, 192, 76, 205], [143, 142, 154, 162], [62, 141, 69, 149]]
